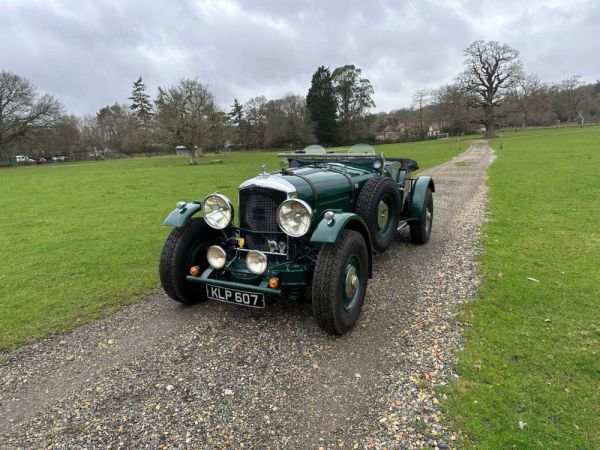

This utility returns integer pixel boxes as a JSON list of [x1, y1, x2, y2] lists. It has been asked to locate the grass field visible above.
[[446, 126, 600, 448], [0, 138, 469, 350]]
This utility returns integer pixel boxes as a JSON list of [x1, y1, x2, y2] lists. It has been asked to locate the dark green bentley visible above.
[[159, 144, 434, 334]]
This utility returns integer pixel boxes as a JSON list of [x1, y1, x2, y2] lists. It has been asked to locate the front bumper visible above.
[[187, 268, 283, 296]]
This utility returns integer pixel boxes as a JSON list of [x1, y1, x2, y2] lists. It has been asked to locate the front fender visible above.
[[409, 176, 435, 220], [163, 201, 202, 227], [310, 212, 373, 277]]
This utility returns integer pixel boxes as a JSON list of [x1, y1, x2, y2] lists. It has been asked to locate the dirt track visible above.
[[0, 142, 494, 449]]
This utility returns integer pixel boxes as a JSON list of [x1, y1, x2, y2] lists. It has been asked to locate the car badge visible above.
[[237, 237, 245, 248], [278, 241, 287, 253], [268, 240, 279, 252]]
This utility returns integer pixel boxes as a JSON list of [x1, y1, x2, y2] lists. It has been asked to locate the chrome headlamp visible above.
[[203, 193, 233, 229], [276, 199, 313, 237]]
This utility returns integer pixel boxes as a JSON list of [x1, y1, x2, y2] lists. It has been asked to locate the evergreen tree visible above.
[[129, 76, 154, 127], [331, 65, 375, 142], [306, 66, 338, 145], [228, 98, 243, 127], [228, 98, 244, 144]]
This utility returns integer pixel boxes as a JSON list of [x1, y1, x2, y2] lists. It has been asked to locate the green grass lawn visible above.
[[446, 126, 600, 448], [0, 138, 467, 350]]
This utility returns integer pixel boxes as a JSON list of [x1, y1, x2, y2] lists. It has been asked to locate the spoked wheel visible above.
[[409, 188, 433, 244], [312, 230, 369, 335], [356, 176, 401, 253], [159, 218, 222, 305]]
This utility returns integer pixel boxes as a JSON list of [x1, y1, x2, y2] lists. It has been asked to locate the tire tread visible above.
[[409, 188, 433, 244], [159, 219, 215, 305], [312, 230, 367, 334]]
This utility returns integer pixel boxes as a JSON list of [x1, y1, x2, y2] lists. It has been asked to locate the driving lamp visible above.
[[203, 193, 233, 229], [246, 250, 268, 275], [276, 199, 313, 237], [207, 245, 227, 270]]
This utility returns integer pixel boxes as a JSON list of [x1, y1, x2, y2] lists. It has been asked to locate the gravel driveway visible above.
[[0, 142, 494, 449]]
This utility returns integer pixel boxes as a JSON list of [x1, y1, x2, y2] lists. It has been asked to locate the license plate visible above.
[[206, 284, 265, 308]]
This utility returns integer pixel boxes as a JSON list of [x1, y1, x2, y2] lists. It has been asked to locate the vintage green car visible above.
[[159, 144, 434, 334]]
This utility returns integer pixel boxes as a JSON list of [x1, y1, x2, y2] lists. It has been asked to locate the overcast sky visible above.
[[1, 0, 598, 115]]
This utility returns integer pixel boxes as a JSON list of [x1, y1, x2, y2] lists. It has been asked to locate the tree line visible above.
[[1, 40, 599, 163], [370, 41, 600, 139], [0, 64, 376, 163]]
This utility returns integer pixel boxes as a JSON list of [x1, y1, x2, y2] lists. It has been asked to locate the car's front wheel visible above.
[[159, 218, 221, 305], [312, 230, 369, 334]]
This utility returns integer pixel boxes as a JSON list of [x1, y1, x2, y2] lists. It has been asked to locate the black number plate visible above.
[[206, 285, 265, 308]]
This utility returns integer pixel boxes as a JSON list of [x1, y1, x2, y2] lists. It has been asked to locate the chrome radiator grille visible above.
[[239, 187, 287, 251]]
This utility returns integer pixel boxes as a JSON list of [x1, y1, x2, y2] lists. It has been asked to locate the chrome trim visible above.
[[238, 174, 297, 195], [278, 152, 383, 159], [237, 174, 295, 258], [235, 247, 287, 257]]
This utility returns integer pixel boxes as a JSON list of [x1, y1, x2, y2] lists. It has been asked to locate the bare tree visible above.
[[96, 103, 138, 155], [458, 41, 523, 137], [263, 94, 315, 147], [431, 84, 480, 134], [16, 114, 81, 159], [553, 76, 585, 125], [411, 89, 431, 137], [155, 79, 222, 164], [0, 70, 63, 161], [242, 95, 268, 148], [511, 74, 550, 128], [79, 115, 103, 158]]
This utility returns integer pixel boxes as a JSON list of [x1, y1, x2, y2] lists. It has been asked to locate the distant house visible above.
[[375, 125, 400, 141], [427, 123, 442, 137], [375, 123, 417, 141]]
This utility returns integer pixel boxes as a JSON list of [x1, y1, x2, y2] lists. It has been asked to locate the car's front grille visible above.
[[239, 187, 287, 251]]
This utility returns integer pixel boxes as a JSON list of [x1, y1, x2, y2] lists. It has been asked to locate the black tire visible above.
[[159, 218, 221, 305], [409, 188, 433, 244], [355, 176, 401, 253], [312, 230, 369, 335]]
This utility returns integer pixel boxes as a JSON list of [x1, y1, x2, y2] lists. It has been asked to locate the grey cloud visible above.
[[1, 0, 598, 115]]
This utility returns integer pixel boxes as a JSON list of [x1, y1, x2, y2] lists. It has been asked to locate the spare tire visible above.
[[355, 176, 401, 253]]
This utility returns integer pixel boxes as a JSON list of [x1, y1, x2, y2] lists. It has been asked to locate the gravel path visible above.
[[0, 141, 495, 449]]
